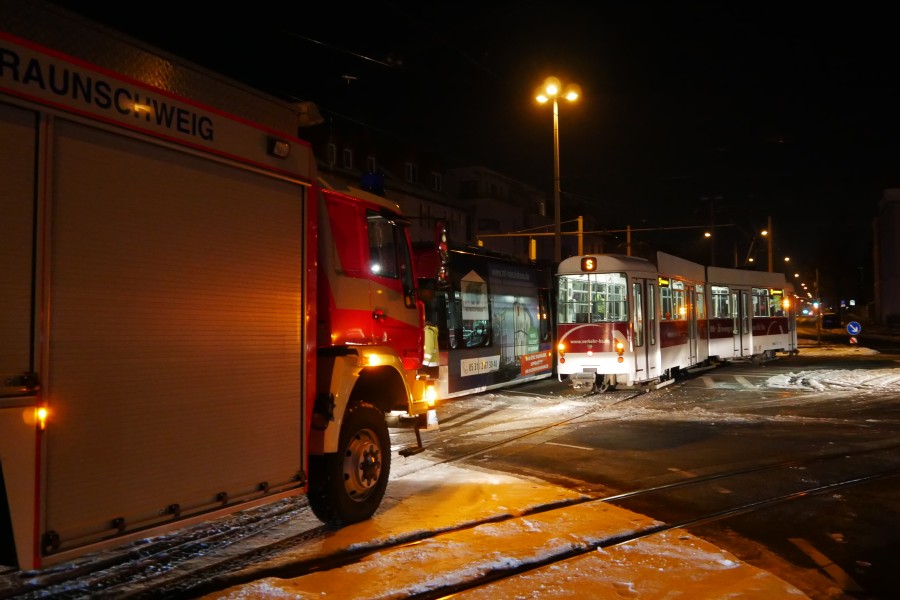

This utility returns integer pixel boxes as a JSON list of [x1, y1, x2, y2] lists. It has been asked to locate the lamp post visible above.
[[536, 77, 580, 263]]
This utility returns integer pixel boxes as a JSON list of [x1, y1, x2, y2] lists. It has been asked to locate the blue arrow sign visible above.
[[847, 321, 861, 335]]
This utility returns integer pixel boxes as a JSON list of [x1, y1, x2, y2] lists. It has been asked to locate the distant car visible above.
[[821, 313, 840, 328]]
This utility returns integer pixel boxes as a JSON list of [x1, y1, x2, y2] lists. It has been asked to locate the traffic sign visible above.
[[850, 336, 858, 345], [847, 321, 862, 335]]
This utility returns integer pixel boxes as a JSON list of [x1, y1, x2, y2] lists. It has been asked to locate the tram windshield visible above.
[[558, 272, 628, 324]]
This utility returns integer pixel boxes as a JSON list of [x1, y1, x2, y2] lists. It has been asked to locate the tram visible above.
[[555, 252, 797, 392], [414, 243, 554, 398], [706, 266, 798, 362]]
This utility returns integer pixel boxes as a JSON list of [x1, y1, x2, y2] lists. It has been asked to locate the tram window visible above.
[[456, 283, 492, 348], [632, 283, 644, 347], [769, 289, 785, 316], [741, 292, 751, 334], [558, 272, 628, 324], [660, 285, 673, 320], [558, 275, 589, 324], [711, 285, 729, 318], [752, 287, 769, 317], [538, 288, 551, 342], [595, 281, 627, 322], [446, 289, 462, 349], [670, 281, 686, 320], [695, 285, 706, 320]]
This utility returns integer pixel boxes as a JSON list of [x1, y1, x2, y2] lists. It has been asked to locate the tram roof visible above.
[[557, 254, 658, 275]]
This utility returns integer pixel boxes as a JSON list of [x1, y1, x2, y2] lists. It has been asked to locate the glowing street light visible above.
[[536, 76, 580, 263]]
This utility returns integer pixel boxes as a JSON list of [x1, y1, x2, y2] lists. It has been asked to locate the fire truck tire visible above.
[[307, 401, 391, 526]]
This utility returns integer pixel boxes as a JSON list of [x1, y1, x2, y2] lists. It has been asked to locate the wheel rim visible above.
[[342, 428, 382, 502]]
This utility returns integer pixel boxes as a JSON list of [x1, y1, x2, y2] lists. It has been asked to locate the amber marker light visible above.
[[36, 406, 49, 430], [425, 384, 438, 406]]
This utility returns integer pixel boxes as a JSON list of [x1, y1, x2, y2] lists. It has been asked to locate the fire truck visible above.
[[0, 0, 438, 570]]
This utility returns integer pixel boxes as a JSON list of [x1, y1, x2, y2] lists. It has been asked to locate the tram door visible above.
[[687, 284, 701, 365], [737, 290, 752, 356], [632, 278, 657, 382]]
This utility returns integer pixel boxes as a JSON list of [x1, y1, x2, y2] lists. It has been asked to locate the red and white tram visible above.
[[555, 252, 797, 392], [706, 266, 798, 362]]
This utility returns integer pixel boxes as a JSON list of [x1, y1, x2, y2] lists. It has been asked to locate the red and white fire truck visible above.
[[0, 0, 438, 570]]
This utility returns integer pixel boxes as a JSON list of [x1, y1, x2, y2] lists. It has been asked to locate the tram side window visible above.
[[695, 284, 706, 320], [769, 290, 785, 316], [711, 286, 729, 318], [673, 285, 687, 320], [459, 278, 492, 348], [660, 285, 673, 320], [752, 287, 770, 317], [663, 280, 687, 320]]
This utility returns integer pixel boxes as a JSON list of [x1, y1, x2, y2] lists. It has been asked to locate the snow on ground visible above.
[[769, 344, 900, 392], [202, 347, 898, 599], [203, 461, 809, 600]]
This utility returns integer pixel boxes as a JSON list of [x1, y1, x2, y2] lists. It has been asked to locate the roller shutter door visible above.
[[44, 119, 305, 545], [0, 102, 36, 399]]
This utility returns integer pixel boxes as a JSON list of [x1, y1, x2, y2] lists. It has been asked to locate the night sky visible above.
[[47, 1, 900, 302]]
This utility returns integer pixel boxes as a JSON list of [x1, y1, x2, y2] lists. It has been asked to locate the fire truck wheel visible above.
[[307, 401, 391, 526]]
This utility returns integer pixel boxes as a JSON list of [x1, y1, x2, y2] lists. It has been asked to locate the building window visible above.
[[430, 171, 442, 192], [404, 162, 418, 183], [366, 155, 377, 173], [342, 148, 353, 170], [326, 143, 337, 166]]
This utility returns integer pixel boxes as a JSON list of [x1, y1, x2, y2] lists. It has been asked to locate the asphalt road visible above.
[[428, 342, 900, 600]]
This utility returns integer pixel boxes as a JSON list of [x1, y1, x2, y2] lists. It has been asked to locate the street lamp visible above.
[[536, 77, 580, 263]]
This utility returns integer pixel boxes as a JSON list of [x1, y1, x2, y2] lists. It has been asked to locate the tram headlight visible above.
[[557, 341, 566, 362], [614, 340, 625, 354]]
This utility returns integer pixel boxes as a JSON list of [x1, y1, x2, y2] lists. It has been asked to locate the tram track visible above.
[[4, 384, 898, 599], [191, 444, 900, 599]]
